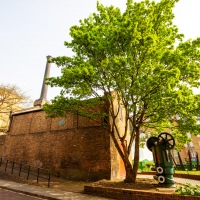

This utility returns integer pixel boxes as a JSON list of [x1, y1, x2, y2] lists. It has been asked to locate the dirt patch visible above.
[[91, 178, 179, 193]]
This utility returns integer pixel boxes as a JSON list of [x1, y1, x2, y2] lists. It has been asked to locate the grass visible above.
[[140, 168, 200, 175], [174, 170, 200, 175]]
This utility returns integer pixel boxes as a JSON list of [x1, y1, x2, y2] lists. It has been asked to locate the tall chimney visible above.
[[34, 55, 52, 107]]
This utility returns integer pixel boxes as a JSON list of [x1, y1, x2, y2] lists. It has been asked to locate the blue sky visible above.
[[0, 0, 200, 102]]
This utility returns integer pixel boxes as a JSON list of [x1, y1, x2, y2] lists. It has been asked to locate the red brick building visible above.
[[2, 102, 128, 181]]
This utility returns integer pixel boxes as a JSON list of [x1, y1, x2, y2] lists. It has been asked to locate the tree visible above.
[[0, 84, 30, 131], [44, 0, 200, 183]]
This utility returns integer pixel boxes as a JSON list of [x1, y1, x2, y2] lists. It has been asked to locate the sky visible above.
[[0, 0, 200, 103]]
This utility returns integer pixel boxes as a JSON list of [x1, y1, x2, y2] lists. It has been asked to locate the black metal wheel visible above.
[[158, 132, 175, 150], [146, 137, 159, 151]]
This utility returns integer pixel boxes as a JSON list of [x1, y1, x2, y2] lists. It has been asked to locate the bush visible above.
[[175, 183, 200, 196], [146, 161, 154, 168]]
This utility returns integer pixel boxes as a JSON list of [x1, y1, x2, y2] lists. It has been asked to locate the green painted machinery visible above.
[[146, 132, 176, 187]]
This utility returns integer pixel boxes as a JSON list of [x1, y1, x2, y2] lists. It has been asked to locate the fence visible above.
[[0, 158, 51, 187]]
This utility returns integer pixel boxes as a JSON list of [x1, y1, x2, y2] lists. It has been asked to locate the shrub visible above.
[[175, 183, 200, 196], [146, 161, 154, 168]]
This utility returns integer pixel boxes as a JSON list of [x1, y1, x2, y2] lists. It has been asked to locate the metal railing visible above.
[[0, 158, 51, 187]]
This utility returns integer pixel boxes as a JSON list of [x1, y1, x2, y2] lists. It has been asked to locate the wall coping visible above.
[[11, 107, 42, 116]]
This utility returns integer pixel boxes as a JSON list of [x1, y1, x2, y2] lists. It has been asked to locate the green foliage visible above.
[[145, 161, 154, 168], [176, 183, 200, 196], [142, 161, 154, 171], [174, 170, 200, 175], [44, 0, 200, 182], [136, 160, 154, 171], [45, 0, 200, 137]]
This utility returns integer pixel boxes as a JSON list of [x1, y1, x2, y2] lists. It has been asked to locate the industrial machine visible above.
[[146, 132, 176, 187]]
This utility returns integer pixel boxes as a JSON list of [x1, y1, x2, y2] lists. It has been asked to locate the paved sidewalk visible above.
[[0, 179, 111, 200], [137, 174, 200, 185], [0, 175, 200, 200]]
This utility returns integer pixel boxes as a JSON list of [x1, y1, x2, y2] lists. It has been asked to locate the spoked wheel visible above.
[[146, 137, 159, 151], [158, 132, 175, 150]]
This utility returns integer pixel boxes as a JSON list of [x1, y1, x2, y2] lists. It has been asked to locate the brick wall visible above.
[[191, 135, 200, 158], [2, 108, 120, 181]]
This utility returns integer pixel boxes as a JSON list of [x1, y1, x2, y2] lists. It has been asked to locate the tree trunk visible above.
[[188, 149, 193, 171], [132, 129, 140, 182], [124, 162, 135, 183], [196, 152, 199, 171], [124, 128, 140, 183], [178, 152, 185, 171]]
